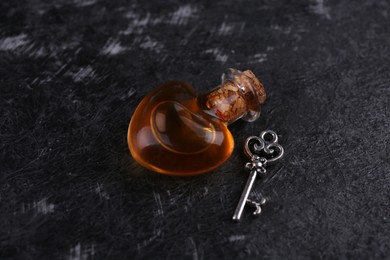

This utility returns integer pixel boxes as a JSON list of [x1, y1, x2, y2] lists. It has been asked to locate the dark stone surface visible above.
[[1, 0, 389, 259]]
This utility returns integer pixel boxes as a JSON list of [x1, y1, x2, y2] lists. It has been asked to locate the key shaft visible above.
[[232, 170, 257, 221]]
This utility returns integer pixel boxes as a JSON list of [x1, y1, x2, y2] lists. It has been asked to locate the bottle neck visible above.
[[198, 69, 266, 125]]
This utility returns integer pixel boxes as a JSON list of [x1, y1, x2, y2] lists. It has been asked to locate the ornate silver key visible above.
[[232, 130, 284, 221]]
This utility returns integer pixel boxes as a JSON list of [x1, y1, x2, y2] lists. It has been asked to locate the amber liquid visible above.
[[128, 81, 234, 176]]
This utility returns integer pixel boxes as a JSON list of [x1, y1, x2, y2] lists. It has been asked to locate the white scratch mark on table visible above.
[[250, 53, 267, 64], [73, 0, 97, 7], [0, 34, 28, 51], [95, 183, 110, 200], [205, 48, 228, 63], [228, 235, 246, 242], [68, 243, 95, 260], [73, 65, 96, 83], [102, 39, 127, 55], [22, 198, 55, 215], [121, 13, 152, 35], [137, 229, 162, 253], [185, 237, 199, 260], [153, 192, 164, 216], [119, 87, 137, 101], [218, 22, 235, 36], [310, 0, 331, 19], [170, 5, 198, 25], [139, 36, 164, 53]]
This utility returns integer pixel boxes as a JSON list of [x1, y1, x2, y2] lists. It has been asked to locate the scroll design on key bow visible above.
[[244, 130, 284, 166]]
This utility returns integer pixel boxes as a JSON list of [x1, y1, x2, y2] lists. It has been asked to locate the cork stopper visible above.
[[202, 68, 266, 124]]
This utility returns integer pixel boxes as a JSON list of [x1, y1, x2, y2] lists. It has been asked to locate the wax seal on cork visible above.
[[128, 68, 266, 176]]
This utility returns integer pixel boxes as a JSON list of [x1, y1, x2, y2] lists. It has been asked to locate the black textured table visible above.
[[1, 1, 390, 259]]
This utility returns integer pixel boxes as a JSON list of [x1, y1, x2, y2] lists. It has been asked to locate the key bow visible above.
[[244, 130, 284, 165]]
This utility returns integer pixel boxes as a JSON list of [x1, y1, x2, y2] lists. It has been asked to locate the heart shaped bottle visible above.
[[128, 69, 266, 176]]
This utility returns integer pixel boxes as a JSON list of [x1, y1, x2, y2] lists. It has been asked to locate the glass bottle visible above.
[[127, 68, 266, 176]]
